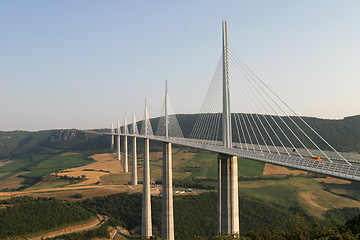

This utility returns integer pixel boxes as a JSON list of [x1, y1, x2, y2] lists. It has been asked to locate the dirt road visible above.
[[28, 214, 108, 240]]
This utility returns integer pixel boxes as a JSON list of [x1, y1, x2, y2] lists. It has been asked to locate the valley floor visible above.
[[0, 150, 359, 239]]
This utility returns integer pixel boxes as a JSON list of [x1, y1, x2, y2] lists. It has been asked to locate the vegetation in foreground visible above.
[[0, 197, 92, 238], [44, 224, 109, 240], [196, 214, 360, 239], [0, 192, 359, 239], [0, 153, 94, 192], [83, 192, 359, 239]]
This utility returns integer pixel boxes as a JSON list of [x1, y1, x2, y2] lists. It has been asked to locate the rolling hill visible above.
[[0, 129, 109, 158], [1, 114, 359, 159]]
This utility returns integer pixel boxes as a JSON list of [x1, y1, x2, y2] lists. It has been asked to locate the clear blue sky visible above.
[[1, 1, 359, 131]]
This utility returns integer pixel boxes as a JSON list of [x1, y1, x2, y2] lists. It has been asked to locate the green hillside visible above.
[[0, 114, 359, 159], [149, 113, 360, 152], [175, 114, 360, 153], [82, 192, 360, 239], [0, 153, 95, 191], [0, 197, 93, 239], [0, 129, 109, 158], [81, 192, 293, 238], [0, 194, 359, 239], [0, 129, 110, 191], [0, 130, 54, 157]]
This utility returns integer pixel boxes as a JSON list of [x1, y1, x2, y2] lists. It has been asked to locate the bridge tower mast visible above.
[[218, 21, 239, 235], [123, 117, 128, 172], [110, 122, 114, 149], [162, 80, 174, 240], [165, 80, 169, 139], [117, 120, 121, 160], [131, 113, 138, 185], [222, 21, 231, 148]]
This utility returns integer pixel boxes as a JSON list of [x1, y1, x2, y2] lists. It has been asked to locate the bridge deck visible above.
[[107, 133, 360, 182]]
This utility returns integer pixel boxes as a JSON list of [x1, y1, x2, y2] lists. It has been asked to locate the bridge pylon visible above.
[[162, 80, 175, 240], [117, 120, 121, 160], [162, 142, 174, 240], [218, 154, 239, 234], [110, 122, 114, 150], [132, 113, 138, 186], [123, 116, 128, 172], [142, 98, 153, 238], [218, 21, 239, 235]]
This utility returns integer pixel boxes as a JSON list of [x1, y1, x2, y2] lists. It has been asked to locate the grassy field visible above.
[[101, 173, 132, 185], [80, 147, 264, 186], [114, 233, 140, 240], [328, 183, 360, 200], [0, 154, 94, 177], [0, 173, 28, 189], [180, 153, 218, 179], [25, 154, 94, 177], [179, 152, 265, 179], [26, 175, 72, 190], [238, 158, 264, 176], [0, 153, 95, 190], [0, 156, 36, 176], [0, 147, 358, 223], [239, 177, 360, 218]]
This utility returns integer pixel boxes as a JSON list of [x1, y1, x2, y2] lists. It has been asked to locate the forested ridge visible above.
[[140, 114, 360, 153], [0, 130, 109, 158], [0, 193, 360, 239], [0, 197, 92, 238], [174, 114, 360, 152], [82, 192, 360, 239], [0, 114, 359, 159]]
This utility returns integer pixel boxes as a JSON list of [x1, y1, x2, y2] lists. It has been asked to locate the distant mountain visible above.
[[297, 115, 360, 152], [0, 114, 359, 158], [162, 114, 360, 153], [0, 129, 108, 158], [0, 130, 54, 157], [39, 129, 109, 151]]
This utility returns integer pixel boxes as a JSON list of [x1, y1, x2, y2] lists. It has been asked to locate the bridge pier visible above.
[[111, 135, 114, 150], [132, 137, 138, 185], [162, 142, 174, 240], [116, 134, 121, 160], [218, 154, 239, 235], [123, 136, 128, 172], [142, 138, 152, 238]]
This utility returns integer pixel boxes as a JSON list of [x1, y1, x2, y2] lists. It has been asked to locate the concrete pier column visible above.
[[218, 154, 239, 235], [142, 138, 152, 238], [116, 121, 121, 160], [230, 156, 239, 234], [162, 142, 174, 240], [132, 137, 138, 185], [111, 135, 114, 150], [123, 136, 128, 172], [116, 134, 121, 160], [218, 156, 222, 234]]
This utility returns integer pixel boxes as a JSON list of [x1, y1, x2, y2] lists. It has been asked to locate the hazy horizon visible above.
[[1, 112, 359, 132]]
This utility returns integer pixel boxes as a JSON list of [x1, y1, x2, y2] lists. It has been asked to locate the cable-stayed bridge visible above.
[[105, 22, 359, 239]]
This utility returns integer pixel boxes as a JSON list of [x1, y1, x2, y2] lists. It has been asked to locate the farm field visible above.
[[0, 147, 358, 221], [0, 153, 94, 181], [239, 177, 360, 218]]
